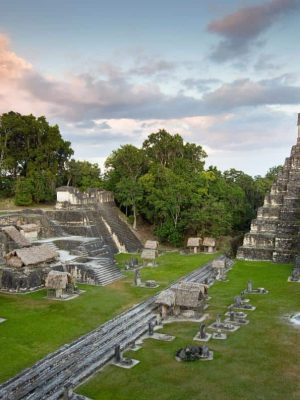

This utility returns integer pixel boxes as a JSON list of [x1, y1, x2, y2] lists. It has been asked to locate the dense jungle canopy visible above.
[[0, 111, 281, 245]]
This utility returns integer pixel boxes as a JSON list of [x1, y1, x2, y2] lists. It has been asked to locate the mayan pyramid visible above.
[[237, 113, 300, 263]]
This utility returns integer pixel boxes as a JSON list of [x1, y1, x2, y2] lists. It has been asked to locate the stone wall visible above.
[[56, 187, 114, 209]]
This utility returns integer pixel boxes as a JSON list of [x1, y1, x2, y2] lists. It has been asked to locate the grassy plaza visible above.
[[0, 252, 214, 383], [78, 259, 299, 400], [0, 253, 299, 399]]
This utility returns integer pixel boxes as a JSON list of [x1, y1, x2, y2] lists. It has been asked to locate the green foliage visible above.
[[188, 197, 233, 237], [1, 112, 281, 244], [66, 159, 102, 191], [15, 178, 34, 206], [28, 170, 56, 203], [0, 111, 73, 203], [104, 145, 148, 228], [0, 177, 15, 198], [154, 220, 184, 246], [105, 129, 279, 245], [142, 129, 206, 171]]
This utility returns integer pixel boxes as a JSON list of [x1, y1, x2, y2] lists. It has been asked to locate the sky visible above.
[[1, 0, 300, 176]]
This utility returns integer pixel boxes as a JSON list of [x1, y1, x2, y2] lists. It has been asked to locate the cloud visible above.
[[73, 120, 112, 130], [0, 33, 31, 80], [202, 75, 300, 113], [129, 59, 176, 76], [1, 32, 300, 131], [254, 54, 282, 71], [207, 0, 300, 61], [182, 78, 221, 92]]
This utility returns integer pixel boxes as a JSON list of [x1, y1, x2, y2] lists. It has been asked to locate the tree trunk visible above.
[[133, 204, 137, 230], [0, 127, 9, 177]]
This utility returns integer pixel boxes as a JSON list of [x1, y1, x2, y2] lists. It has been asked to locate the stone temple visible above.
[[237, 113, 300, 263], [0, 187, 142, 292]]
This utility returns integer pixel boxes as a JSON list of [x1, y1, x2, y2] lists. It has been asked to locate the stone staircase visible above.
[[96, 203, 142, 253], [84, 210, 119, 254], [237, 115, 300, 263], [45, 201, 142, 254], [66, 256, 123, 286]]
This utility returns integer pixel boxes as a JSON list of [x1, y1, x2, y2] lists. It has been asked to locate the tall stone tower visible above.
[[237, 113, 300, 263]]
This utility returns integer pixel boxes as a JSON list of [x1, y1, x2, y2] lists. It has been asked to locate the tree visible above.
[[104, 145, 148, 229], [0, 111, 73, 203], [115, 178, 143, 229], [66, 160, 102, 191], [15, 178, 34, 206], [142, 129, 206, 172], [139, 165, 199, 245]]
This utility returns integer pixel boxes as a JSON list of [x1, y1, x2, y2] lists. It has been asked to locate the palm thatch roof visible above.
[[212, 259, 225, 269], [187, 237, 202, 247], [144, 240, 159, 250], [156, 282, 208, 308], [203, 237, 216, 247], [19, 224, 39, 233], [171, 282, 208, 308], [141, 248, 157, 260], [45, 270, 72, 289], [2, 226, 30, 247], [155, 289, 176, 306], [5, 245, 58, 267]]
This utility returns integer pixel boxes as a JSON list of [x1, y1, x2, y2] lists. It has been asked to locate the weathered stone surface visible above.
[[238, 114, 300, 263]]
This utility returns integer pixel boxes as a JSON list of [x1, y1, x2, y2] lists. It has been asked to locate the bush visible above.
[[0, 177, 15, 198], [29, 171, 56, 203], [15, 178, 34, 206], [154, 222, 183, 247]]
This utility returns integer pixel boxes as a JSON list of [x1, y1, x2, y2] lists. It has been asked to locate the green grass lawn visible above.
[[78, 260, 300, 400], [0, 252, 215, 383]]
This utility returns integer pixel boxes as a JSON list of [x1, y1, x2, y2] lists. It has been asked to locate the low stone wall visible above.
[[0, 265, 51, 292], [56, 187, 114, 209]]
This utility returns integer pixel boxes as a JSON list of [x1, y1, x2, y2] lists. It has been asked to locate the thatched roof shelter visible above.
[[155, 289, 176, 306], [171, 282, 208, 308], [2, 226, 30, 247], [5, 244, 58, 268], [45, 270, 72, 289], [156, 282, 208, 308], [187, 237, 202, 247], [203, 237, 216, 247], [141, 249, 157, 260], [144, 240, 159, 250], [212, 259, 225, 269]]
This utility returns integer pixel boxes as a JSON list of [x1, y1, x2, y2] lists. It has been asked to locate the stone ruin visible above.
[[0, 187, 143, 292], [0, 225, 58, 292], [237, 113, 300, 263], [288, 255, 300, 282], [212, 259, 227, 280], [45, 270, 79, 299], [175, 345, 213, 361]]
